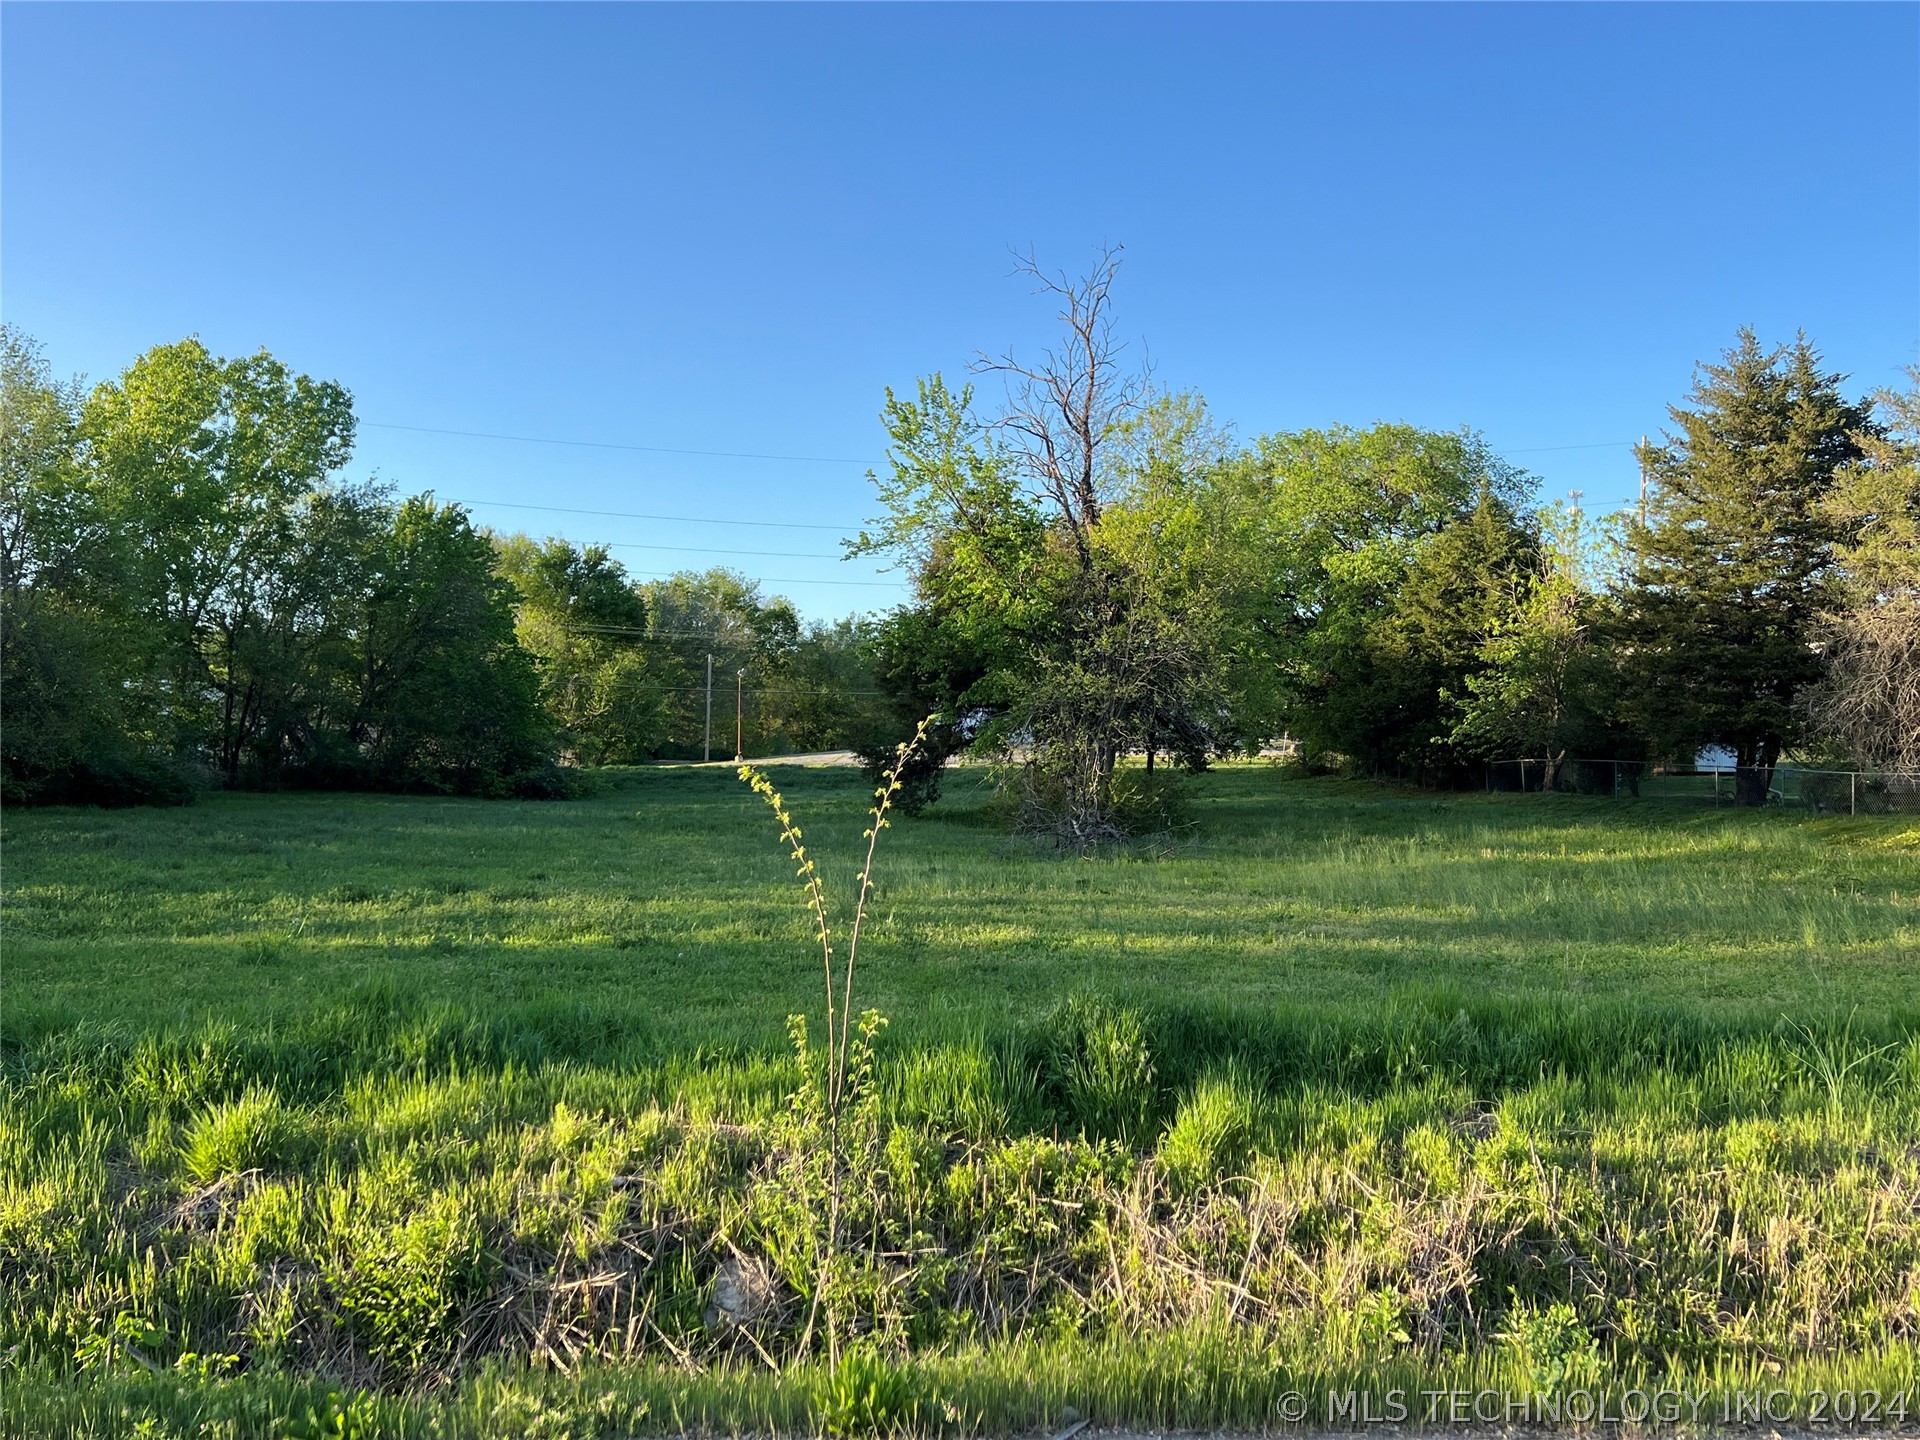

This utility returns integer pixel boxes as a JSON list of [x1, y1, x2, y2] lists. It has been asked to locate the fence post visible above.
[[1851, 771, 1857, 817]]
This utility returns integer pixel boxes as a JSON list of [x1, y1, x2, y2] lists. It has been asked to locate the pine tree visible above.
[[1620, 330, 1874, 804]]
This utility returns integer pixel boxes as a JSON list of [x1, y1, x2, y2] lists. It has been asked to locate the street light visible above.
[[734, 669, 746, 762]]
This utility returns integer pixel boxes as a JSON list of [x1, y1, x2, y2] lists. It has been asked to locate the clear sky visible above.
[[5, 2, 1916, 622]]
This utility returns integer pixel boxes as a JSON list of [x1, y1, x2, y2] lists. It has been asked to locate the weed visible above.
[[179, 1086, 311, 1182], [1157, 1066, 1256, 1192], [1052, 995, 1158, 1145], [812, 1347, 943, 1437], [736, 717, 935, 1361]]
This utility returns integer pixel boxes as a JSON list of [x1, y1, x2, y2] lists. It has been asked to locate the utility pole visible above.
[[703, 653, 713, 762], [1636, 436, 1649, 527], [734, 669, 746, 763]]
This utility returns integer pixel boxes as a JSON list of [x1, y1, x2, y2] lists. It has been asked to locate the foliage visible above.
[[855, 269, 1244, 843], [736, 719, 935, 1360], [0, 326, 184, 804], [636, 567, 886, 759], [1449, 504, 1625, 787], [340, 498, 559, 796], [1618, 330, 1875, 802], [1224, 425, 1536, 777], [497, 536, 669, 765], [1, 328, 564, 802]]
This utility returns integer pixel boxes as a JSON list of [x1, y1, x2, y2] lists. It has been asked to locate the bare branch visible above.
[[971, 245, 1150, 570]]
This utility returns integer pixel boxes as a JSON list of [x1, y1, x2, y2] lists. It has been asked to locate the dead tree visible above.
[[971, 247, 1161, 844]]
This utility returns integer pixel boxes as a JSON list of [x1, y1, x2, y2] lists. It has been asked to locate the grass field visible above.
[[4, 766, 1919, 1437]]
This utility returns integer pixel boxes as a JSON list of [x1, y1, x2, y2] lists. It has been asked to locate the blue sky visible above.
[[5, 2, 1915, 622]]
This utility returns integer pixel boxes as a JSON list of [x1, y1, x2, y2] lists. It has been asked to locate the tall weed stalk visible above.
[[737, 717, 935, 1362]]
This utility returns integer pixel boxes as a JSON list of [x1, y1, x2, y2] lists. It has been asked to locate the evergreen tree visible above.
[[1331, 486, 1538, 779], [1620, 330, 1874, 803]]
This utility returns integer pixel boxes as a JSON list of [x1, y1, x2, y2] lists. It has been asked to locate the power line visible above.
[[448, 495, 861, 533], [366, 421, 867, 465], [374, 416, 1636, 465], [626, 568, 900, 588], [562, 625, 877, 641], [597, 539, 843, 560]]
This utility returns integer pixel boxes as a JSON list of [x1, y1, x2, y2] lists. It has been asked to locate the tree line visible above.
[[0, 328, 886, 804], [852, 250, 1918, 834], [7, 261, 1915, 827]]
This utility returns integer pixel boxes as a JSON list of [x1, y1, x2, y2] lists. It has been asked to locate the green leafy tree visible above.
[[1450, 505, 1617, 789], [497, 535, 668, 764], [1225, 424, 1535, 775], [640, 567, 807, 758], [856, 255, 1237, 841], [347, 498, 556, 794], [0, 327, 179, 801], [4, 328, 572, 803], [770, 617, 889, 755], [1619, 330, 1874, 803], [849, 374, 1044, 798], [81, 337, 359, 780]]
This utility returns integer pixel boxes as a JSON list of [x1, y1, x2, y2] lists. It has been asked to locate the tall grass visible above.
[[4, 767, 1919, 1434]]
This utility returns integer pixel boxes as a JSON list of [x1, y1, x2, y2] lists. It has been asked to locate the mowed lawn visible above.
[[7, 764, 1917, 1046]]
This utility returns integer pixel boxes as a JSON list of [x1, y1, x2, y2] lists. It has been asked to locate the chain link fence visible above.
[[1484, 759, 1920, 813]]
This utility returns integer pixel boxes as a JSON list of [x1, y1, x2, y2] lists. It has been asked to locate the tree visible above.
[[1224, 424, 1535, 775], [850, 373, 1044, 798], [497, 535, 669, 764], [82, 337, 359, 780], [347, 497, 557, 794], [1450, 504, 1612, 790], [0, 326, 180, 802], [858, 250, 1231, 843], [3, 327, 575, 803], [771, 617, 890, 756], [1366, 486, 1539, 780], [1808, 368, 1920, 771], [1619, 330, 1874, 803]]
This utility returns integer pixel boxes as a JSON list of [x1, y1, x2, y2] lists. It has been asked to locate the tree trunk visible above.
[[1734, 739, 1777, 807]]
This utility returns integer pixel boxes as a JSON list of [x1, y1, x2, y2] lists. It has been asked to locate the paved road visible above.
[[681, 750, 861, 768]]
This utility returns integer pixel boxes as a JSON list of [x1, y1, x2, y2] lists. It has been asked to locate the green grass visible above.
[[9, 765, 1919, 1043], [4, 766, 1919, 1437]]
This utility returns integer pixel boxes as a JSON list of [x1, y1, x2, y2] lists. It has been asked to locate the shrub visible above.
[[1499, 1300, 1601, 1391]]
